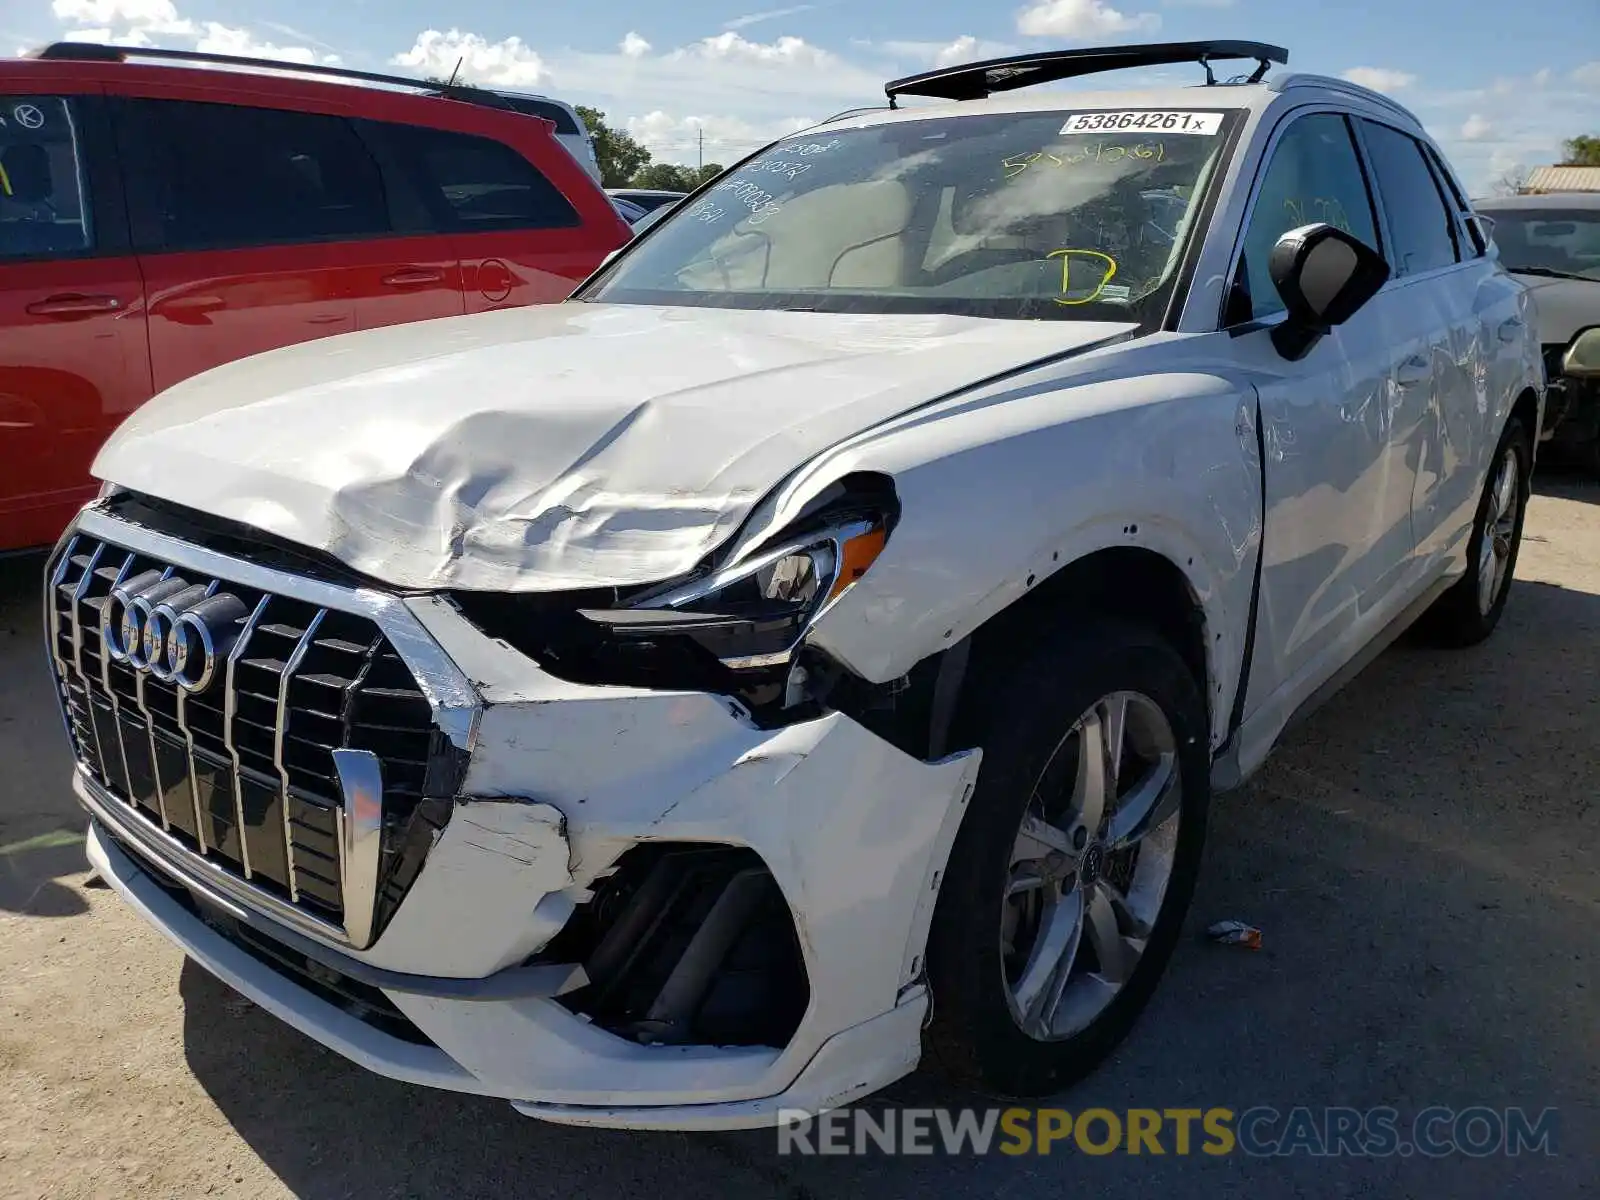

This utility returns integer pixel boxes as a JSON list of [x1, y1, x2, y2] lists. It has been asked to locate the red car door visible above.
[[112, 95, 371, 392], [367, 117, 627, 315], [343, 232, 464, 330], [0, 86, 150, 551]]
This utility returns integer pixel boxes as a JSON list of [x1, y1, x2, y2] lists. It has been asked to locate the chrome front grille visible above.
[[46, 509, 476, 948]]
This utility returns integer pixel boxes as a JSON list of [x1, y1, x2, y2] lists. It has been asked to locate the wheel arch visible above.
[[1510, 386, 1541, 456], [823, 541, 1226, 765], [950, 546, 1213, 749]]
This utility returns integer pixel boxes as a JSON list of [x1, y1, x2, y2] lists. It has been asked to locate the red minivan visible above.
[[0, 43, 631, 551]]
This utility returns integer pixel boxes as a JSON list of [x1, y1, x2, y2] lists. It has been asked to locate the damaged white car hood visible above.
[[97, 302, 1132, 591]]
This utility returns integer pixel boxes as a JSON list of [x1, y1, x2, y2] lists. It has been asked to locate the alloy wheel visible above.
[[1000, 690, 1181, 1042], [1477, 446, 1521, 616]]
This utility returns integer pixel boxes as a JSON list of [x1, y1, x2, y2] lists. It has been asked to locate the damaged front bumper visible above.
[[56, 510, 980, 1128]]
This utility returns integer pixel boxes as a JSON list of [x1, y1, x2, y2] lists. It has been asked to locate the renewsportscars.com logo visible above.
[[775, 1106, 1560, 1158]]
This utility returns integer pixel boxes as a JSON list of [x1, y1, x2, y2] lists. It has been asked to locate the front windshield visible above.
[[582, 107, 1240, 320], [1489, 208, 1600, 280]]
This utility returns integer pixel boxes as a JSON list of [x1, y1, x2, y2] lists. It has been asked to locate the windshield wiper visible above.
[[1507, 265, 1594, 281]]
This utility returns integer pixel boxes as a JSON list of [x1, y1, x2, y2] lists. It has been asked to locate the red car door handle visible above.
[[381, 268, 444, 287], [26, 293, 122, 316]]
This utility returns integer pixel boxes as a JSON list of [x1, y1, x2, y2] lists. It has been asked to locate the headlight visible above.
[[1563, 327, 1600, 379], [578, 518, 888, 670]]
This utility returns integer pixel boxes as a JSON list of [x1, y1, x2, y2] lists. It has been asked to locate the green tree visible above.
[[630, 161, 727, 192], [1561, 134, 1600, 166], [575, 105, 652, 187], [691, 162, 726, 188]]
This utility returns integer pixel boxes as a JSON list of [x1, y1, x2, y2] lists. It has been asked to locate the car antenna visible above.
[[446, 56, 463, 89]]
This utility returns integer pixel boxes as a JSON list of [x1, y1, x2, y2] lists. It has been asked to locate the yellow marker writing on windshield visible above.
[[1048, 249, 1118, 306]]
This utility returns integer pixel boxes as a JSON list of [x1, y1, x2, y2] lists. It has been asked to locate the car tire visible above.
[[1417, 416, 1532, 648], [923, 619, 1210, 1098]]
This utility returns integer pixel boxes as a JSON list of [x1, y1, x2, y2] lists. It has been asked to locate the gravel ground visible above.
[[1, 478, 1595, 1200]]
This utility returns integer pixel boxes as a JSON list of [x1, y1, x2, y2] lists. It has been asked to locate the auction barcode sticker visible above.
[[1059, 111, 1224, 135]]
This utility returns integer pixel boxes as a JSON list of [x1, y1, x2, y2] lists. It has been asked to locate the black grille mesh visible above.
[[48, 533, 444, 930]]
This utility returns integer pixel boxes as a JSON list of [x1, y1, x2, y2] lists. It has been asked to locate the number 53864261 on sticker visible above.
[[1060, 111, 1223, 135]]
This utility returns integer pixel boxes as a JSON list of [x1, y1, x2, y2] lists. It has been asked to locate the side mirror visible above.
[[1563, 327, 1600, 379], [1267, 223, 1391, 362]]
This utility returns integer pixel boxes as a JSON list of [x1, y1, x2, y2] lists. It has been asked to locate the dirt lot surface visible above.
[[1, 479, 1595, 1200]]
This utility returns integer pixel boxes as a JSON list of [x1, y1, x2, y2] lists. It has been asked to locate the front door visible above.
[[1224, 111, 1423, 718], [0, 87, 149, 550]]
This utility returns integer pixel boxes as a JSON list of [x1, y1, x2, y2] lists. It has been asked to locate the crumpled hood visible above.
[[1511, 274, 1600, 346], [97, 302, 1132, 591]]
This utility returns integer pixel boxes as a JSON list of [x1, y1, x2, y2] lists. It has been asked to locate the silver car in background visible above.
[[1476, 193, 1600, 470]]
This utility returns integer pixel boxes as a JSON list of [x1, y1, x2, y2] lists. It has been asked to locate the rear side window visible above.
[[381, 124, 580, 232], [117, 99, 390, 251], [1359, 121, 1460, 275], [0, 96, 93, 259], [1423, 143, 1486, 257]]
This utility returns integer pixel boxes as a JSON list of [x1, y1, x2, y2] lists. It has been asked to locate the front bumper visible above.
[[73, 605, 981, 1127], [87, 819, 940, 1129]]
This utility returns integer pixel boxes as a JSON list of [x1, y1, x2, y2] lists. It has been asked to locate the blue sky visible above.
[[8, 0, 1598, 191]]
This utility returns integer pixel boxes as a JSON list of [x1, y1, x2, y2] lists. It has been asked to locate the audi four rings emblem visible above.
[[102, 573, 250, 693]]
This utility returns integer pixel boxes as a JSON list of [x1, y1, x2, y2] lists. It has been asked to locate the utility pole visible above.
[[698, 127, 704, 171]]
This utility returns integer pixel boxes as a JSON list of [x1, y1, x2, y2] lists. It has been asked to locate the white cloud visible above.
[[47, 1, 336, 65], [686, 32, 833, 66], [258, 20, 339, 54], [1574, 61, 1600, 88], [479, 29, 885, 170], [875, 36, 1020, 65], [619, 31, 651, 59], [391, 28, 546, 86], [194, 23, 338, 65], [1409, 64, 1596, 195], [61, 25, 150, 46], [466, 31, 881, 154], [935, 36, 979, 67], [1340, 66, 1417, 92], [625, 110, 816, 164], [1015, 0, 1160, 39], [52, 0, 191, 35], [723, 5, 817, 30]]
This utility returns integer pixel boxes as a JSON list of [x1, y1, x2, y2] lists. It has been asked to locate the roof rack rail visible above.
[[30, 41, 513, 110], [884, 40, 1288, 106], [819, 105, 894, 124]]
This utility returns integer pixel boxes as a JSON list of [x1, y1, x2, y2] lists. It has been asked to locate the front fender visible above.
[[796, 363, 1263, 751]]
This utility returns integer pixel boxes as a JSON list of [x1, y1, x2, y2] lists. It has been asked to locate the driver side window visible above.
[[1233, 113, 1381, 322]]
